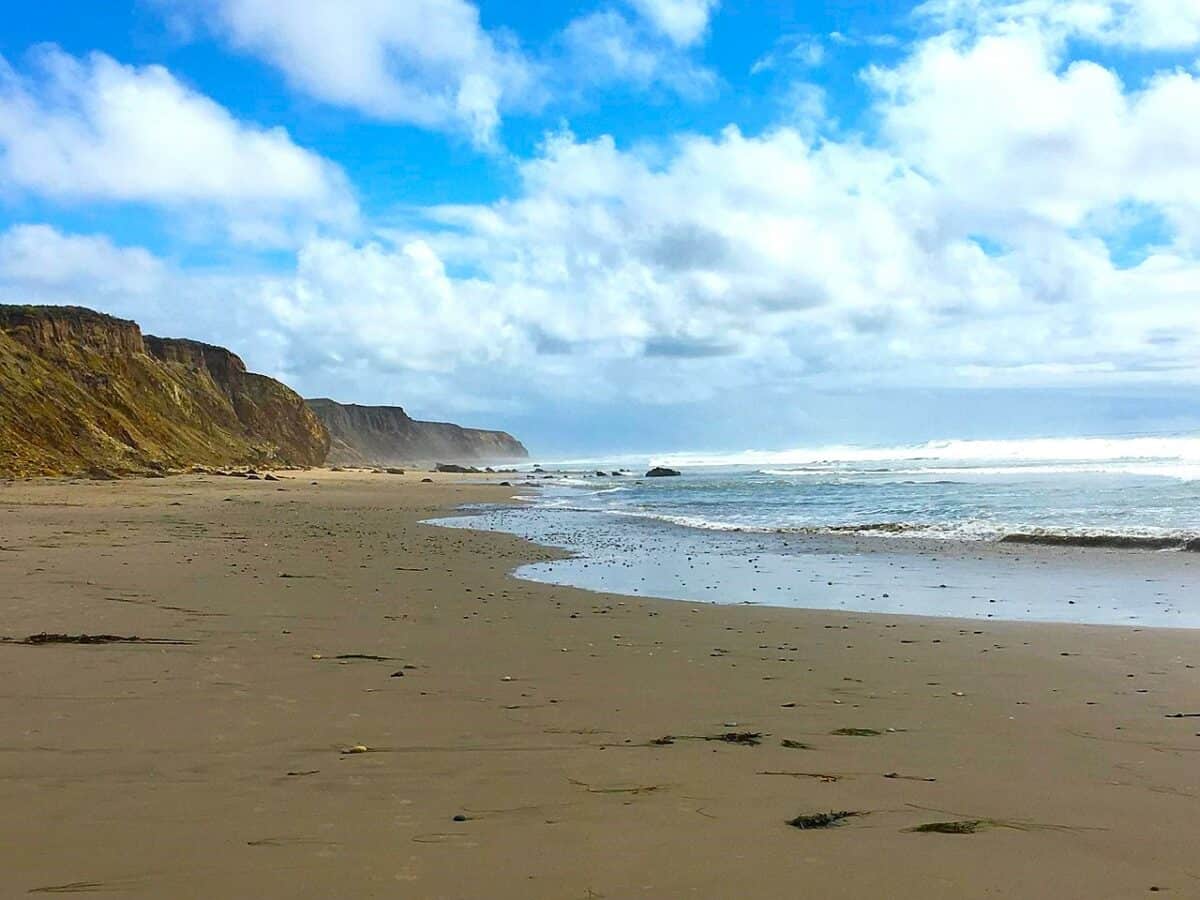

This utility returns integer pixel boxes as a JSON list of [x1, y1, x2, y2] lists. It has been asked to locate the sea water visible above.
[[430, 434, 1200, 627]]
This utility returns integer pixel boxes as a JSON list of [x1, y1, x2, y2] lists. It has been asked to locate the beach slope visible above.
[[1, 471, 1197, 898]]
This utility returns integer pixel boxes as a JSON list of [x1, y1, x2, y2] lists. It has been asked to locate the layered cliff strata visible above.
[[306, 398, 528, 466], [0, 305, 329, 477]]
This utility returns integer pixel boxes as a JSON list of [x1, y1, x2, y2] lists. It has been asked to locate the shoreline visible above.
[[434, 498, 1200, 630], [3, 470, 1200, 897], [497, 460, 1200, 552]]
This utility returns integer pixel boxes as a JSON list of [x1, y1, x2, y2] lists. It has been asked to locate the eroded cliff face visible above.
[[0, 305, 329, 477], [306, 398, 528, 466]]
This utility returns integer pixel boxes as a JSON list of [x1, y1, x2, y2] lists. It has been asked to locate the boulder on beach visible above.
[[435, 463, 480, 474], [645, 466, 681, 477]]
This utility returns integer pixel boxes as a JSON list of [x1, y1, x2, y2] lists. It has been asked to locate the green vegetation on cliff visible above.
[[0, 304, 329, 478]]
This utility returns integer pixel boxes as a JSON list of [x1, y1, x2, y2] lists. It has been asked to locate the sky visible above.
[[2, 0, 1200, 456]]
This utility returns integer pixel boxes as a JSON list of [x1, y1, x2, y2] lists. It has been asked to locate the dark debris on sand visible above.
[[6, 633, 194, 646], [651, 732, 764, 746], [708, 731, 763, 745], [787, 810, 863, 830], [908, 820, 989, 834]]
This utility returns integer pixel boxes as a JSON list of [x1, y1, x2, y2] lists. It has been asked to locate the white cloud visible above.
[[778, 83, 828, 132], [257, 236, 527, 376], [0, 224, 166, 299], [829, 31, 902, 48], [167, 1, 726, 145], [751, 35, 826, 75], [868, 29, 1200, 235], [230, 124, 1200, 404], [0, 223, 267, 348], [626, 0, 720, 47], [562, 10, 717, 98], [0, 47, 356, 244], [916, 0, 1200, 50], [195, 0, 536, 147], [8, 70, 1200, 421], [8, 1, 1200, 428]]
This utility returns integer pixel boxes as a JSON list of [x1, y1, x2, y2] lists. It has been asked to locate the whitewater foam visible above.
[[509, 431, 1200, 551], [651, 433, 1200, 474]]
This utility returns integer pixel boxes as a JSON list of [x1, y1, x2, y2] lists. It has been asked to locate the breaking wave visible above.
[[652, 433, 1200, 480]]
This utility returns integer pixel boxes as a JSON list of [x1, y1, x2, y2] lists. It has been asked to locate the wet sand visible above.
[[2, 470, 1199, 898], [437, 502, 1200, 627]]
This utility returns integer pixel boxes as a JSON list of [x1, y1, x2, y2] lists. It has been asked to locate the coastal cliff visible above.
[[306, 398, 528, 466], [0, 304, 329, 477]]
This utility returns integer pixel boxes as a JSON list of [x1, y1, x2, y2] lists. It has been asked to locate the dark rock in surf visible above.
[[1001, 532, 1188, 552]]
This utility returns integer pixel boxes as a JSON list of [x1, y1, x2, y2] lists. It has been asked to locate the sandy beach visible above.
[[3, 470, 1199, 898]]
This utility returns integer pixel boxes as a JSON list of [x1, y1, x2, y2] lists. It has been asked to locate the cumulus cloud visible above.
[[7, 105, 1200, 419], [868, 28, 1200, 237], [626, 0, 720, 46], [183, 1, 721, 140], [916, 0, 1200, 50], [0, 223, 272, 352], [0, 46, 356, 244], [212, 123, 1200, 405], [257, 236, 528, 376], [0, 224, 166, 299], [561, 10, 717, 99], [7, 2, 1200, 432], [285, 5, 1199, 401], [191, 0, 537, 147]]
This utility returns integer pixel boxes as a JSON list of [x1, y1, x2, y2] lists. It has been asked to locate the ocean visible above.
[[431, 434, 1200, 627]]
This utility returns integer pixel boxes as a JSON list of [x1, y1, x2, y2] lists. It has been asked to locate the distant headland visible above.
[[0, 303, 528, 478]]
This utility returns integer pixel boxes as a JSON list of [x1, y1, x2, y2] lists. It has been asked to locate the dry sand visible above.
[[1, 470, 1198, 898]]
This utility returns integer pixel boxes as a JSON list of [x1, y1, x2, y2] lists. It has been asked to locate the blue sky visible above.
[[2, 0, 1200, 455]]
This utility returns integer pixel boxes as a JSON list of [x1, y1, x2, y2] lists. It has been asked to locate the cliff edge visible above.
[[0, 304, 329, 477], [306, 398, 528, 466]]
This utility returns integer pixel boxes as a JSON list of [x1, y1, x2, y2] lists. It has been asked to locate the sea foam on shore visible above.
[[432, 433, 1200, 626]]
